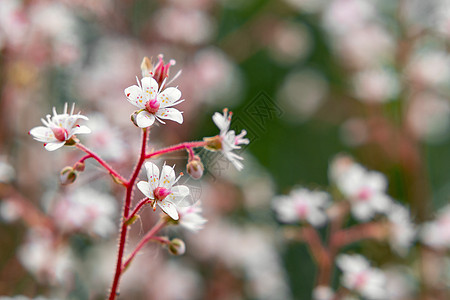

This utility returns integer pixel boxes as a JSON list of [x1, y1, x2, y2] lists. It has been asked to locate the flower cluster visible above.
[[26, 54, 249, 299], [273, 155, 418, 299]]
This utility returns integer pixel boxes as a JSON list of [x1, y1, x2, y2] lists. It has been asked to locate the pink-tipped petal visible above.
[[71, 125, 91, 135], [124, 85, 146, 108], [156, 108, 183, 124], [136, 111, 156, 128], [44, 141, 65, 151]]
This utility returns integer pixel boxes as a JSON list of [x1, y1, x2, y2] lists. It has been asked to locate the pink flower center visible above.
[[357, 187, 372, 201], [295, 202, 309, 219], [354, 271, 368, 289], [51, 127, 68, 142], [145, 98, 160, 114], [153, 187, 171, 201]]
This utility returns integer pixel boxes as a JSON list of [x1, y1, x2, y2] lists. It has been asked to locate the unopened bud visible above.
[[203, 135, 222, 151], [187, 156, 204, 180], [60, 166, 77, 185], [168, 238, 186, 256], [73, 161, 85, 172], [141, 56, 153, 78], [130, 111, 140, 127]]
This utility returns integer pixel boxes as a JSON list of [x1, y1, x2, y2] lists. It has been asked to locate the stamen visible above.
[[159, 78, 167, 93], [136, 76, 141, 89]]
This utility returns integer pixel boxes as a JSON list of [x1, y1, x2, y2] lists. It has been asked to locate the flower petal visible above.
[[136, 111, 156, 128], [159, 165, 176, 189], [124, 85, 146, 108], [171, 185, 190, 197], [224, 151, 244, 171], [44, 141, 65, 151], [137, 181, 153, 199], [212, 111, 230, 133], [71, 125, 91, 136], [158, 87, 183, 108], [166, 185, 190, 205], [141, 77, 159, 101], [29, 126, 57, 143], [158, 200, 179, 220], [144, 162, 160, 190], [156, 108, 183, 124]]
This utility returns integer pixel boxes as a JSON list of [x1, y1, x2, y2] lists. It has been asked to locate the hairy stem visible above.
[[121, 220, 167, 271], [75, 143, 127, 184], [108, 128, 148, 300], [124, 197, 151, 225], [145, 141, 207, 159]]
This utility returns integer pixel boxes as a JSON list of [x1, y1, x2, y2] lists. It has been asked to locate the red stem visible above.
[[145, 141, 207, 159], [75, 143, 127, 184], [124, 197, 151, 225], [77, 154, 92, 164], [108, 128, 148, 300], [330, 222, 385, 250], [121, 220, 167, 271]]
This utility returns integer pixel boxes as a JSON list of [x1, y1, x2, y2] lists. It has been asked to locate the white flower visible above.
[[312, 285, 334, 300], [124, 76, 184, 128], [137, 162, 190, 220], [177, 201, 207, 232], [336, 254, 387, 300], [18, 228, 73, 284], [335, 163, 391, 221], [421, 204, 450, 250], [212, 109, 249, 171], [29, 103, 90, 151], [0, 156, 15, 183], [272, 188, 330, 227], [51, 188, 117, 238], [387, 203, 416, 256]]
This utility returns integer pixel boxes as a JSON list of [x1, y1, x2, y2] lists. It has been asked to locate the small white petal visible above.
[[71, 125, 91, 135], [212, 112, 230, 133], [158, 87, 182, 108], [156, 108, 183, 124], [29, 126, 57, 143], [158, 201, 179, 220], [141, 77, 159, 101], [44, 141, 65, 151], [136, 111, 156, 128], [352, 202, 373, 221], [137, 181, 153, 199], [171, 185, 190, 197], [159, 165, 176, 189], [124, 85, 146, 108], [144, 162, 160, 191]]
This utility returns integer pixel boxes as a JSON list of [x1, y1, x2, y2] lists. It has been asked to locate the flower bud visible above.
[[203, 135, 222, 151], [186, 156, 204, 180], [73, 161, 85, 172], [141, 56, 153, 78], [130, 111, 140, 127], [168, 238, 186, 256], [60, 166, 77, 185]]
